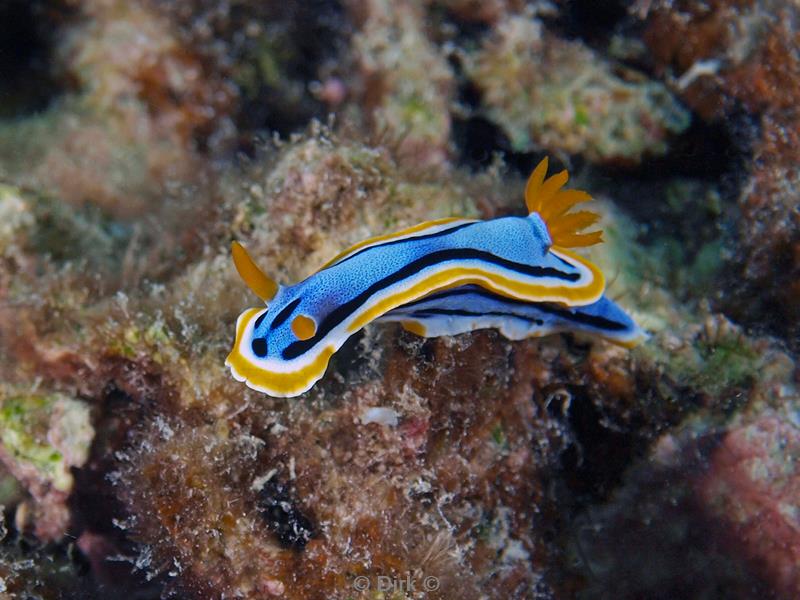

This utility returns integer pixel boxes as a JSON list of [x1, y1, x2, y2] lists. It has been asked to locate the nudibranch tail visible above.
[[524, 158, 603, 249], [231, 241, 279, 302]]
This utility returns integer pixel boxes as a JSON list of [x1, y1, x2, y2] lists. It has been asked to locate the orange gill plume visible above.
[[524, 158, 604, 248]]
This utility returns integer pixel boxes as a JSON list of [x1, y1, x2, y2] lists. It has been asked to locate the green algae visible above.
[[674, 328, 761, 397], [583, 187, 761, 403], [491, 421, 510, 452], [0, 394, 91, 493], [0, 181, 131, 275], [231, 29, 298, 102]]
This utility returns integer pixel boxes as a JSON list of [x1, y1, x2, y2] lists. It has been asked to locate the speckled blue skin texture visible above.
[[379, 285, 644, 345]]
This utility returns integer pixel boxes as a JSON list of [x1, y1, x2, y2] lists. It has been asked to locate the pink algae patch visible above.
[[696, 413, 800, 597]]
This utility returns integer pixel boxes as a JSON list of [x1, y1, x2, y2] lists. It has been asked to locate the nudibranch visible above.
[[226, 158, 644, 397]]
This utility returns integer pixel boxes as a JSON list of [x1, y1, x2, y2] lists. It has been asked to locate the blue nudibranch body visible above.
[[226, 158, 644, 397]]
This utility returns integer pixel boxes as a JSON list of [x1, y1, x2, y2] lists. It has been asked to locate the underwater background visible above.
[[0, 0, 798, 598]]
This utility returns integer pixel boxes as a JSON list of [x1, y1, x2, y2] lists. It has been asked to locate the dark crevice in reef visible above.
[[554, 385, 641, 504], [595, 114, 753, 186], [448, 25, 561, 178], [429, 3, 492, 45], [451, 110, 554, 178], [69, 384, 167, 598], [150, 0, 348, 149], [257, 479, 316, 551], [255, 2, 344, 140], [0, 528, 98, 599], [588, 113, 754, 254], [452, 115, 512, 171], [235, 2, 349, 139], [541, 0, 633, 47], [449, 47, 505, 172], [712, 109, 763, 194], [68, 358, 180, 597], [451, 77, 574, 180], [547, 375, 705, 512], [0, 1, 69, 118], [327, 329, 371, 391]]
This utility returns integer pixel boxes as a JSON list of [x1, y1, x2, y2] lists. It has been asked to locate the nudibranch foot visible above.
[[379, 285, 646, 347]]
